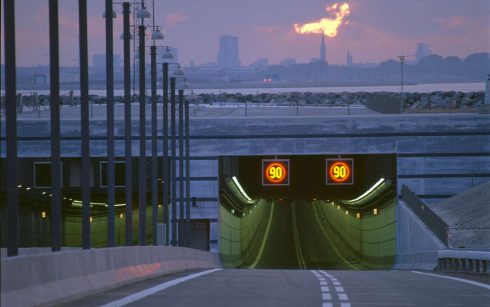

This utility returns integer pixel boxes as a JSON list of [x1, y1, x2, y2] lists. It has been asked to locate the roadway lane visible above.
[[251, 200, 356, 269], [68, 269, 490, 306], [252, 200, 300, 269]]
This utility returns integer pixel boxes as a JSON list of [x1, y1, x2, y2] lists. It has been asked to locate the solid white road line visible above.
[[249, 202, 275, 269], [100, 269, 222, 307], [411, 270, 490, 290]]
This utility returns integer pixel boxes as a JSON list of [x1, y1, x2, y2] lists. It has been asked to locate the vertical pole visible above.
[[185, 93, 191, 246], [138, 24, 147, 245], [170, 77, 177, 246], [49, 0, 62, 252], [150, 45, 158, 245], [178, 89, 184, 246], [105, 0, 115, 247], [5, 0, 19, 257], [400, 57, 404, 114], [79, 0, 90, 249], [123, 2, 133, 246], [162, 63, 169, 245]]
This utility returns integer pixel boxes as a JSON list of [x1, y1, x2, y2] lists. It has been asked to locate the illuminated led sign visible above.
[[262, 159, 290, 186], [326, 159, 354, 185]]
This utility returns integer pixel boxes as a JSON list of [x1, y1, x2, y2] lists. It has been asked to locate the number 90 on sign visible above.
[[262, 159, 290, 186], [326, 159, 354, 185]]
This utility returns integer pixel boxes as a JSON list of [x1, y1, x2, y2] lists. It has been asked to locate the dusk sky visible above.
[[2, 0, 489, 67]]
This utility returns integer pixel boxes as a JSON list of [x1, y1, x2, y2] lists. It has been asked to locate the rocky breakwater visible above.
[[8, 91, 485, 110], [186, 91, 486, 110]]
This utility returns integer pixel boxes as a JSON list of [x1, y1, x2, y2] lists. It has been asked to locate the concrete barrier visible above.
[[394, 201, 445, 270], [1, 246, 221, 307], [438, 249, 490, 273]]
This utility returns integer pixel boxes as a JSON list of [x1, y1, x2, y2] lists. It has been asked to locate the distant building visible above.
[[415, 43, 432, 63], [279, 58, 297, 67], [346, 50, 353, 67], [320, 35, 326, 63], [250, 58, 269, 70], [217, 35, 241, 68]]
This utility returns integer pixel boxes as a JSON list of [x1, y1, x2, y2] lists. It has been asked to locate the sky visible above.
[[1, 0, 489, 67]]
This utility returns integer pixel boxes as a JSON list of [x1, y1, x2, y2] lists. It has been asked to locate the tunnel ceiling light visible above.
[[232, 176, 254, 203], [344, 178, 385, 204], [41, 211, 47, 219], [373, 208, 378, 215], [356, 213, 361, 219]]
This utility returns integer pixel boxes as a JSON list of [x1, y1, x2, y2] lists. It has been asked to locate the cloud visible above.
[[165, 13, 187, 27]]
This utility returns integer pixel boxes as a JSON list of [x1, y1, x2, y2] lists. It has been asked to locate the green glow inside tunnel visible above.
[[219, 175, 397, 270]]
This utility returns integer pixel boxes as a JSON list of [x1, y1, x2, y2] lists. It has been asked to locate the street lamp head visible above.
[[174, 64, 184, 76], [102, 10, 117, 18], [162, 47, 174, 60], [120, 32, 133, 40], [180, 78, 191, 90], [136, 6, 151, 19], [151, 28, 164, 40]]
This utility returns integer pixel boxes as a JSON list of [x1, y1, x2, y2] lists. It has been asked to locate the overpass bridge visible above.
[[1, 106, 489, 306]]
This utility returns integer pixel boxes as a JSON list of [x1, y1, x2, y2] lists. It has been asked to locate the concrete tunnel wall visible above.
[[314, 199, 397, 269], [2, 113, 489, 249], [219, 200, 272, 268]]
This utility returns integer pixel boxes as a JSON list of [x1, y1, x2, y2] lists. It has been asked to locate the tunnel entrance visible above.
[[218, 154, 397, 270]]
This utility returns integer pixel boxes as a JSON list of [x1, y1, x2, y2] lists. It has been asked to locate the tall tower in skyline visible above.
[[320, 35, 326, 63], [217, 35, 241, 68], [346, 50, 353, 67], [415, 43, 432, 63]]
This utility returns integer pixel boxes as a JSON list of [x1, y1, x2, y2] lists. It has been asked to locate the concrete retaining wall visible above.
[[315, 200, 397, 269], [394, 201, 445, 270], [1, 246, 221, 307], [219, 200, 271, 267]]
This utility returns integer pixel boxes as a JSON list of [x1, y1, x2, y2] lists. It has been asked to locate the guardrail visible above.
[[438, 249, 490, 273], [400, 185, 449, 246]]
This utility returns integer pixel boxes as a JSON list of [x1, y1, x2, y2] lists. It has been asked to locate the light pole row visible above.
[[3, 0, 192, 256]]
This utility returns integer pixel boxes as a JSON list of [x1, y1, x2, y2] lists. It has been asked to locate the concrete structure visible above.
[[320, 35, 326, 63], [1, 110, 489, 248], [217, 35, 241, 68], [0, 246, 220, 306]]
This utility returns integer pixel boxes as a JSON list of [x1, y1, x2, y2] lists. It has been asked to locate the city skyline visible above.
[[0, 0, 488, 67]]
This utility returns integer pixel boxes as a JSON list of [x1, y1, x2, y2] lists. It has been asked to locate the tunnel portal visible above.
[[219, 154, 397, 270]]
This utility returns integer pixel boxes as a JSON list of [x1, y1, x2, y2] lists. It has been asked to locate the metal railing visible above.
[[400, 185, 449, 246]]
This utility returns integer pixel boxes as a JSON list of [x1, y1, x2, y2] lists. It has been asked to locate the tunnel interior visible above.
[[219, 154, 397, 270]]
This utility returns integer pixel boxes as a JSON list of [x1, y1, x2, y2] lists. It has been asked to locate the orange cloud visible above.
[[165, 13, 187, 27]]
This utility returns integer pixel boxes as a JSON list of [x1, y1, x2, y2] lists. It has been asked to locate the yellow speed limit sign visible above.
[[326, 159, 354, 185], [262, 159, 290, 186]]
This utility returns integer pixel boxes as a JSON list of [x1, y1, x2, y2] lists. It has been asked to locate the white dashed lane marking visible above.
[[312, 270, 351, 307]]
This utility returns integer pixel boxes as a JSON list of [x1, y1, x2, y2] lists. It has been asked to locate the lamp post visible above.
[[122, 2, 133, 246], [49, 0, 62, 252], [136, 2, 151, 246], [397, 55, 407, 114], [179, 80, 192, 247], [79, 0, 90, 249], [105, 0, 116, 247], [5, 0, 19, 257], [150, 27, 164, 246]]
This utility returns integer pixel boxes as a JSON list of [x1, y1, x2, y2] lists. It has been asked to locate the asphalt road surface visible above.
[[249, 200, 360, 270], [67, 268, 490, 307]]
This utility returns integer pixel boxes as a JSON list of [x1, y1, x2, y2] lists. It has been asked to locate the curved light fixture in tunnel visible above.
[[343, 178, 387, 205], [232, 176, 254, 203]]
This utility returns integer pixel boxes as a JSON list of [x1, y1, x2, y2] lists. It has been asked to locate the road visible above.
[[249, 200, 360, 270], [65, 200, 489, 306], [67, 268, 490, 307]]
